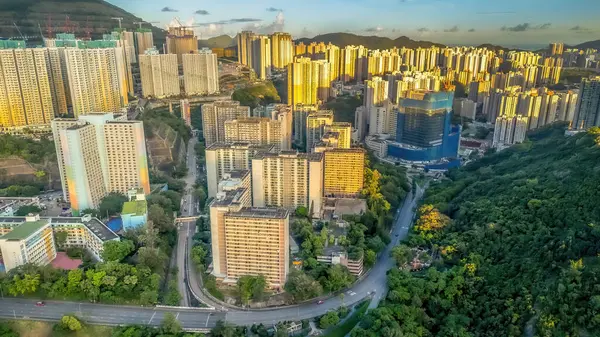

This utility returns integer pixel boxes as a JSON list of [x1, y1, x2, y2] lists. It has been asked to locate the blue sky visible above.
[[108, 0, 600, 49]]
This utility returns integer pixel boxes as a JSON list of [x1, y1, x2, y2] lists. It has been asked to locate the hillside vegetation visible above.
[[295, 33, 445, 50], [353, 123, 600, 336], [0, 0, 165, 42]]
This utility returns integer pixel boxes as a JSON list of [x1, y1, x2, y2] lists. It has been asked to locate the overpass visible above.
[[174, 215, 207, 223]]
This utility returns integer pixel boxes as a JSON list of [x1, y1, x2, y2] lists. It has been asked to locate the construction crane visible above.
[[133, 21, 159, 29], [111, 17, 124, 29], [12, 23, 26, 41]]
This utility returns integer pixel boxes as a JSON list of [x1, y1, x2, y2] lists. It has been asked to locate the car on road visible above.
[[395, 234, 399, 237], [317, 300, 324, 305], [35, 301, 45, 307]]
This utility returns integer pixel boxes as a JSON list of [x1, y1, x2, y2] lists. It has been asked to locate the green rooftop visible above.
[[122, 200, 147, 216], [0, 220, 48, 241]]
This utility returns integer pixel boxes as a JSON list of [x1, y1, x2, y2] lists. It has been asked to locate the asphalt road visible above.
[[0, 298, 224, 330]]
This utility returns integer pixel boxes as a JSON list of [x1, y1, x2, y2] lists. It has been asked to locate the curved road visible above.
[[0, 137, 424, 329]]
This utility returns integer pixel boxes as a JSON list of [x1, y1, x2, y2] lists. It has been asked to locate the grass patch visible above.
[[7, 320, 113, 337], [322, 300, 370, 337]]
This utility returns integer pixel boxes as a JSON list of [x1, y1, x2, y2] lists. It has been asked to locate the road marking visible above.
[[176, 312, 180, 319], [205, 314, 211, 327], [148, 311, 156, 324]]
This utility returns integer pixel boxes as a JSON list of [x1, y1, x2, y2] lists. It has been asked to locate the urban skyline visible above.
[[108, 0, 600, 49]]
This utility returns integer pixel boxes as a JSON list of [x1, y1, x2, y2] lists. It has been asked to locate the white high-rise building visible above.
[[182, 48, 219, 96], [202, 101, 251, 146], [492, 115, 529, 148], [251, 151, 324, 217], [139, 48, 179, 98], [52, 114, 150, 214]]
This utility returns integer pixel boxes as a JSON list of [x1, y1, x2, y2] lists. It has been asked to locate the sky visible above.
[[108, 0, 600, 49]]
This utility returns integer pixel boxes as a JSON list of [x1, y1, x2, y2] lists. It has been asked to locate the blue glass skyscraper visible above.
[[388, 91, 461, 162]]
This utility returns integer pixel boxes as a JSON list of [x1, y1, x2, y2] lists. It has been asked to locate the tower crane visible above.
[[111, 17, 124, 29]]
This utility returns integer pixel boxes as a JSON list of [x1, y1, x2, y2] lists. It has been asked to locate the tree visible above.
[[148, 204, 173, 232], [191, 245, 208, 270], [194, 186, 207, 209], [137, 247, 166, 273], [211, 320, 244, 337], [8, 273, 40, 296], [15, 205, 41, 216], [295, 206, 309, 218], [321, 265, 355, 292], [81, 208, 100, 218], [0, 322, 18, 337], [237, 275, 266, 304], [60, 315, 82, 331], [392, 245, 414, 267], [54, 231, 68, 250], [364, 249, 376, 268], [319, 311, 340, 329], [101, 240, 135, 262], [161, 312, 182, 335], [98, 192, 127, 218], [284, 270, 323, 301]]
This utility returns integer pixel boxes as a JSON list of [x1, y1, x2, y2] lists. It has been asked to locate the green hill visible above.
[[0, 0, 165, 44], [353, 123, 600, 336], [198, 34, 235, 49], [574, 39, 600, 50], [295, 32, 445, 50]]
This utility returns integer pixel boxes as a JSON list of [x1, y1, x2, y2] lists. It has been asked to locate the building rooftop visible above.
[[207, 142, 274, 152], [255, 151, 323, 161], [122, 200, 147, 216], [0, 219, 48, 241], [226, 170, 250, 180], [0, 216, 118, 242], [211, 188, 248, 207], [227, 207, 289, 219], [324, 148, 366, 154]]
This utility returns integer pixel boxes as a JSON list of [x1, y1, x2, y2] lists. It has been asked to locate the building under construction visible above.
[[166, 26, 198, 64]]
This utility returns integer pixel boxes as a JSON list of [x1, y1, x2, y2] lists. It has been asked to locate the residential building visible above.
[[573, 76, 600, 130], [135, 29, 154, 55], [306, 111, 334, 151], [223, 208, 289, 287], [557, 91, 578, 124], [369, 100, 397, 137], [225, 117, 286, 151], [52, 114, 150, 214], [251, 35, 271, 80], [453, 98, 477, 120], [252, 151, 324, 217], [492, 115, 529, 147], [364, 76, 389, 112], [237, 31, 254, 66], [138, 48, 179, 98], [292, 104, 319, 147], [64, 47, 128, 116], [209, 180, 251, 281], [265, 104, 293, 150], [0, 48, 55, 131], [0, 214, 56, 272], [205, 142, 273, 198], [270, 32, 293, 69], [202, 101, 251, 146], [325, 122, 352, 148], [550, 42, 564, 56], [323, 148, 365, 198], [166, 26, 198, 64], [287, 57, 330, 107], [182, 49, 219, 96]]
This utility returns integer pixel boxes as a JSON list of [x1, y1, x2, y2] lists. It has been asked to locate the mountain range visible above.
[[2, 1, 598, 53], [0, 0, 166, 43]]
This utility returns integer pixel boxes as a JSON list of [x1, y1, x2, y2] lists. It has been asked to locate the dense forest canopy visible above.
[[353, 123, 600, 336]]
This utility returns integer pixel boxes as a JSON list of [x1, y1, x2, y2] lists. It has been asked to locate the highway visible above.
[[0, 298, 224, 331], [0, 135, 424, 329]]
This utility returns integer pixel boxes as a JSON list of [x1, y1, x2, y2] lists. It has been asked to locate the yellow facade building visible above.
[[323, 148, 365, 198]]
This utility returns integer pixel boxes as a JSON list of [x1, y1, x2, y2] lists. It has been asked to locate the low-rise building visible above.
[[121, 189, 148, 229], [0, 214, 119, 269], [0, 214, 56, 272], [317, 246, 364, 276]]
